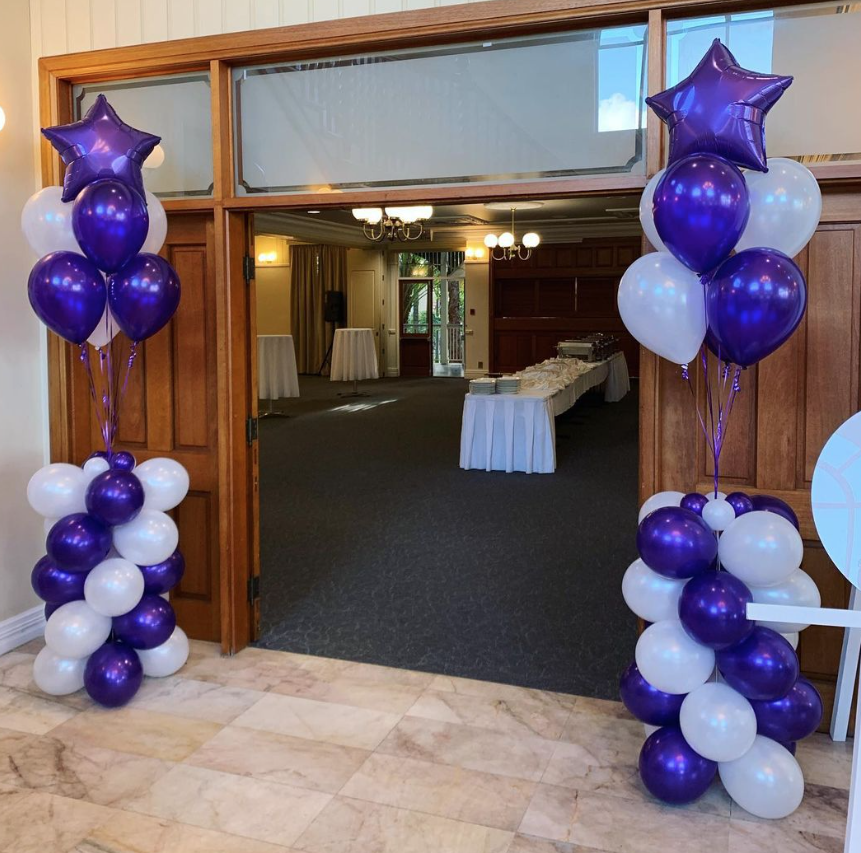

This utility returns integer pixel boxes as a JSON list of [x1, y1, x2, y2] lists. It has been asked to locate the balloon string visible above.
[[682, 363, 714, 458], [700, 346, 719, 497], [80, 345, 110, 453]]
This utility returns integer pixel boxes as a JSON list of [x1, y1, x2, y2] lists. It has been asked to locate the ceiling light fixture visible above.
[[484, 206, 540, 261], [352, 206, 433, 242]]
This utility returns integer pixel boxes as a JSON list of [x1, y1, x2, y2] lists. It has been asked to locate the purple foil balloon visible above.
[[139, 550, 185, 595], [42, 94, 160, 203], [750, 494, 800, 530], [109, 253, 181, 342], [110, 451, 137, 472], [30, 555, 87, 605], [750, 677, 823, 743], [725, 491, 754, 517], [636, 506, 718, 579], [646, 39, 792, 171], [678, 570, 754, 650], [706, 248, 807, 368], [653, 153, 749, 274], [72, 179, 149, 274], [716, 627, 799, 701], [28, 251, 106, 344], [83, 641, 143, 708], [680, 492, 708, 516], [85, 469, 144, 527], [113, 594, 176, 650], [46, 513, 112, 573], [639, 727, 717, 805], [619, 661, 684, 727]]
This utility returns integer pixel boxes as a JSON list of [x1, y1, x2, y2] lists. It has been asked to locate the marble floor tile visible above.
[[570, 696, 637, 722], [519, 783, 730, 853], [428, 674, 578, 713], [50, 707, 222, 762], [727, 819, 843, 853], [339, 752, 537, 830], [508, 834, 603, 853], [0, 684, 78, 734], [376, 716, 556, 782], [294, 796, 514, 853], [233, 693, 401, 750], [180, 648, 307, 692], [132, 676, 266, 724], [730, 782, 847, 840], [12, 638, 45, 655], [186, 724, 370, 793], [0, 652, 36, 691], [126, 764, 331, 846], [797, 734, 853, 790]]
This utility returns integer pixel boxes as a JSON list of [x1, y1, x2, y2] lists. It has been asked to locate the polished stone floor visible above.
[[0, 638, 851, 853]]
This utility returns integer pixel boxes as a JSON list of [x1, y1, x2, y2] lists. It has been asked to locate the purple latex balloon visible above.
[[750, 494, 800, 530], [653, 153, 749, 274], [28, 251, 106, 344], [87, 450, 109, 462], [678, 570, 754, 650], [637, 506, 718, 579], [725, 491, 754, 517], [44, 602, 61, 620], [108, 253, 181, 342], [716, 627, 800, 702], [110, 451, 137, 472], [619, 661, 684, 727], [646, 39, 792, 171], [30, 555, 87, 605], [680, 492, 708, 516], [139, 550, 185, 595], [112, 594, 176, 650], [751, 677, 823, 743], [781, 741, 798, 756], [46, 513, 112, 573], [83, 641, 143, 708], [85, 469, 144, 527], [42, 94, 160, 203], [706, 248, 807, 368], [639, 727, 717, 805], [72, 179, 149, 274]]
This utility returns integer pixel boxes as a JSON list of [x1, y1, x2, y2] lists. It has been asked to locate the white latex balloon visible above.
[[638, 491, 685, 524], [82, 456, 111, 486], [736, 159, 821, 259], [680, 682, 757, 762], [87, 306, 119, 349], [20, 186, 79, 257], [113, 509, 179, 565], [27, 463, 87, 518], [719, 736, 804, 819], [84, 557, 145, 617], [33, 646, 86, 695], [622, 558, 688, 623], [635, 619, 715, 695], [617, 253, 705, 365], [718, 511, 803, 588], [43, 517, 60, 537], [142, 191, 168, 254], [702, 497, 736, 532], [44, 600, 111, 660], [749, 569, 821, 633], [639, 170, 670, 253], [781, 631, 800, 650], [137, 626, 190, 677], [134, 457, 190, 512]]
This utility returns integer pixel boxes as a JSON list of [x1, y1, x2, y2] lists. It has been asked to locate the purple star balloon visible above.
[[42, 94, 161, 203], [646, 39, 792, 172]]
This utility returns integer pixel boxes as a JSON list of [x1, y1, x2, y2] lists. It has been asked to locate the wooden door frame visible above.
[[399, 276, 435, 377]]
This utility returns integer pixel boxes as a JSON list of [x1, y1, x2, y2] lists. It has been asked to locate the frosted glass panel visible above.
[[234, 25, 647, 195], [667, 4, 861, 165], [73, 74, 213, 198]]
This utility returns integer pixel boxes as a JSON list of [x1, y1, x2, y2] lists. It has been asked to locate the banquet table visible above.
[[460, 352, 629, 474], [257, 334, 300, 400], [330, 328, 379, 391]]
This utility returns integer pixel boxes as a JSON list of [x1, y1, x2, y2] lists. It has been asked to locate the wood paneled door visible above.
[[399, 278, 433, 377]]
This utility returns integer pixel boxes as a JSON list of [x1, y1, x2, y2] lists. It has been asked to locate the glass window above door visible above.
[[233, 24, 648, 195]]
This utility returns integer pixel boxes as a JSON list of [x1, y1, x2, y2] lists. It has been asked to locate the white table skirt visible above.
[[330, 328, 379, 382], [258, 335, 299, 399]]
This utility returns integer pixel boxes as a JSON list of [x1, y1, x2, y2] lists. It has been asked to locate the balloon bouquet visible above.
[[22, 95, 191, 707], [618, 42, 824, 818]]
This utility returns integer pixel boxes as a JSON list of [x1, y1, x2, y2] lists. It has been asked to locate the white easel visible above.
[[831, 588, 861, 743]]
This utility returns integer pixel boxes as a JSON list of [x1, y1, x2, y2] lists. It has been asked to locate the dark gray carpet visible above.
[[257, 375, 640, 699]]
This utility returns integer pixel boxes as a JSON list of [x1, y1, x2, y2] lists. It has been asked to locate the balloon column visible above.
[[619, 41, 824, 819], [23, 95, 189, 708]]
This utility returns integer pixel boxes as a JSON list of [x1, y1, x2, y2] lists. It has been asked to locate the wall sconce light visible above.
[[0, 107, 6, 131], [465, 246, 486, 261], [257, 250, 278, 264]]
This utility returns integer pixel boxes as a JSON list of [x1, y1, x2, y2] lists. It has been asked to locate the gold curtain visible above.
[[290, 244, 348, 374]]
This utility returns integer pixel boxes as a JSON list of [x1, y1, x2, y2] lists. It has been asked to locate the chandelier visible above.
[[484, 207, 540, 261], [352, 206, 433, 242]]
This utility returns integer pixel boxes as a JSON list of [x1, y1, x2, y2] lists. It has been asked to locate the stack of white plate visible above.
[[496, 376, 521, 395], [469, 378, 496, 395]]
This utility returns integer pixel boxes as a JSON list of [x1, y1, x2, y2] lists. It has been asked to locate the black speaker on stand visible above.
[[317, 290, 346, 376]]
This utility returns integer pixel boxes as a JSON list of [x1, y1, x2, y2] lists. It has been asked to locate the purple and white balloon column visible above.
[[618, 40, 824, 818], [23, 96, 188, 708]]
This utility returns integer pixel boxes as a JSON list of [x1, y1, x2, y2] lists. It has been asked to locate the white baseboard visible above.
[[386, 367, 399, 377], [0, 605, 45, 656]]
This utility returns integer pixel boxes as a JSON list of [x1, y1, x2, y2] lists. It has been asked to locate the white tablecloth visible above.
[[258, 335, 299, 399], [330, 328, 379, 382]]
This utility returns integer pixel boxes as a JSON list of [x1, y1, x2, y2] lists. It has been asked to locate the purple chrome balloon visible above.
[[139, 550, 185, 595], [28, 251, 106, 344], [85, 469, 144, 527], [619, 661, 684, 727], [30, 555, 87, 605], [716, 627, 799, 702], [680, 492, 708, 516], [83, 641, 143, 708], [110, 451, 137, 472], [706, 248, 807, 368], [112, 594, 176, 650], [646, 39, 792, 171], [108, 253, 181, 342], [653, 153, 750, 274], [725, 491, 754, 517], [678, 570, 754, 650], [639, 727, 717, 805], [637, 506, 718, 579], [750, 494, 799, 530], [46, 513, 112, 573], [750, 677, 823, 743]]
